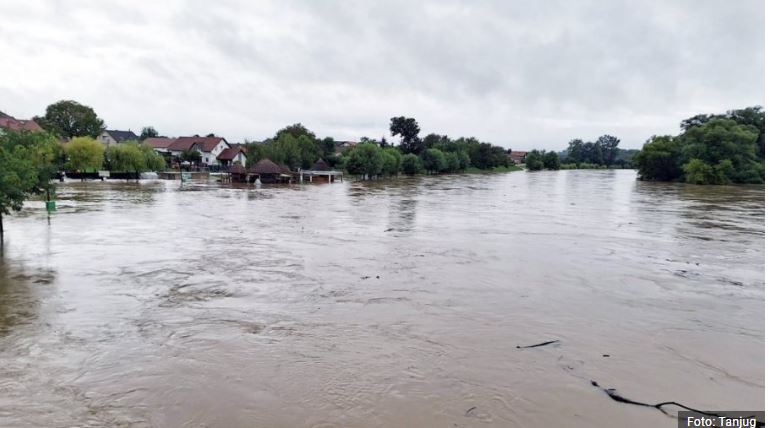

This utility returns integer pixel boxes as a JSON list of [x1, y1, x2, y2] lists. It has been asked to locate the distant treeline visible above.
[[526, 135, 637, 171], [635, 106, 764, 185], [526, 106, 765, 185], [245, 117, 515, 178]]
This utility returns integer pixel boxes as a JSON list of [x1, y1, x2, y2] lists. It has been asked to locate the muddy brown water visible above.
[[0, 170, 763, 427]]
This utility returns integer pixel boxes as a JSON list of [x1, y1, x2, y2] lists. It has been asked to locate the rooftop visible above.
[[170, 136, 228, 152], [105, 129, 139, 143]]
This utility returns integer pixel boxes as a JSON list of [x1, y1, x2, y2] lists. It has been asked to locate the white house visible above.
[[217, 145, 248, 167], [97, 129, 139, 146], [169, 136, 230, 166]]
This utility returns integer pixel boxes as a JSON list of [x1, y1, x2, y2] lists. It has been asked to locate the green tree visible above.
[[680, 107, 765, 161], [727, 106, 764, 158], [390, 117, 422, 154], [0, 144, 36, 241], [543, 151, 561, 170], [0, 130, 61, 240], [140, 126, 159, 140], [421, 148, 446, 174], [0, 130, 61, 197], [105, 143, 145, 178], [271, 133, 302, 169], [595, 135, 620, 166], [275, 123, 317, 141], [456, 151, 471, 170], [297, 135, 321, 169], [345, 143, 384, 179], [680, 114, 714, 131], [34, 100, 104, 139], [320, 137, 336, 160], [382, 147, 402, 176], [423, 133, 452, 150], [566, 139, 586, 164], [444, 152, 460, 172], [244, 141, 268, 167], [468, 142, 494, 169], [682, 158, 711, 184], [525, 150, 545, 171], [65, 137, 104, 175], [678, 118, 762, 184], [105, 142, 165, 178], [180, 148, 202, 165], [140, 143, 166, 172], [401, 153, 423, 175], [634, 135, 682, 181]]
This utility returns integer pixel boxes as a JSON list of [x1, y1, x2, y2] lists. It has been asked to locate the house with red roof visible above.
[[168, 136, 230, 166], [0, 116, 44, 132], [217, 144, 247, 167], [508, 151, 528, 164], [143, 137, 177, 153]]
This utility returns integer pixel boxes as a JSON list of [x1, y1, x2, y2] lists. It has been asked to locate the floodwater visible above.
[[0, 170, 763, 427]]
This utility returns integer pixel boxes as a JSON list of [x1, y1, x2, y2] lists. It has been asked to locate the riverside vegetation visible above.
[[0, 101, 764, 240], [243, 117, 517, 178], [634, 107, 764, 184], [525, 106, 764, 186]]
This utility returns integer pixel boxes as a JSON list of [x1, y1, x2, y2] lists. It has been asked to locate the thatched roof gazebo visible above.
[[229, 163, 247, 174], [299, 158, 343, 183], [249, 159, 282, 174], [311, 159, 330, 171], [249, 159, 291, 183], [228, 163, 247, 183], [278, 163, 293, 174]]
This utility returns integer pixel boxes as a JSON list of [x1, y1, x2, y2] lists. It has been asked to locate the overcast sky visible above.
[[0, 0, 764, 150]]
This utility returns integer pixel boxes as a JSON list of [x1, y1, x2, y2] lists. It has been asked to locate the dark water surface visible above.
[[0, 170, 764, 427]]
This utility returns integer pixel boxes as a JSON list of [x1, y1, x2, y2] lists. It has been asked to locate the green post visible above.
[[46, 201, 56, 212]]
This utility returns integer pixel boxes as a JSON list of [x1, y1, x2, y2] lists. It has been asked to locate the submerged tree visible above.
[[104, 142, 165, 179], [401, 153, 423, 175], [0, 130, 60, 241], [346, 143, 384, 179], [421, 148, 446, 174], [64, 137, 104, 177], [634, 135, 682, 181]]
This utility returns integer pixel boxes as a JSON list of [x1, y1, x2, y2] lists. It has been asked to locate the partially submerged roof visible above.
[[249, 158, 283, 174], [278, 163, 293, 174], [229, 163, 247, 174], [310, 159, 330, 171]]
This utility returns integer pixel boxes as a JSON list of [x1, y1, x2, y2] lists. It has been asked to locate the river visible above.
[[0, 169, 764, 427]]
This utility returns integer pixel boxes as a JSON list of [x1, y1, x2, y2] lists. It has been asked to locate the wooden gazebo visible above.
[[249, 159, 291, 183], [228, 163, 247, 183], [299, 159, 343, 183]]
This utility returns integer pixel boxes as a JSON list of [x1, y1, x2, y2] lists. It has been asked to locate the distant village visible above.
[[1, 105, 529, 185]]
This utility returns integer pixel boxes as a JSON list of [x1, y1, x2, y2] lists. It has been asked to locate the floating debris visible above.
[[516, 339, 560, 349]]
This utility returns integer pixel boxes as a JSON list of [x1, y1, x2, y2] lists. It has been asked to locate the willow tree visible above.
[[105, 142, 165, 180], [64, 137, 104, 178]]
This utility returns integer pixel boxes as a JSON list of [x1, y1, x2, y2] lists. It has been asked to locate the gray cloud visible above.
[[0, 0, 763, 150]]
